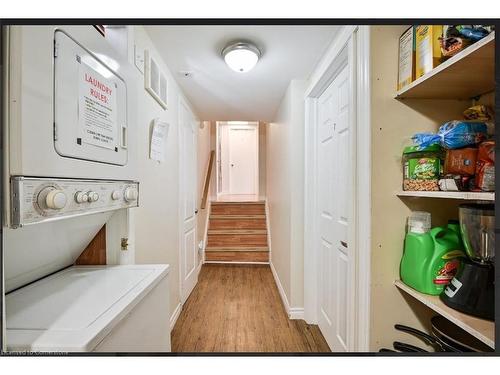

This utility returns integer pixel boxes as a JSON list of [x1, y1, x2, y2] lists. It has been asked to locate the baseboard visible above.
[[289, 307, 305, 320], [270, 262, 304, 320], [264, 198, 272, 263], [169, 302, 182, 332]]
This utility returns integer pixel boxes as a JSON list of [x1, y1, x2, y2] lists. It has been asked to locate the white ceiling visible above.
[[145, 26, 339, 121]]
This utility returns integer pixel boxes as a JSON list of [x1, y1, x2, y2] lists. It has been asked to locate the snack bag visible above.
[[412, 121, 488, 150], [475, 141, 495, 191], [463, 105, 493, 121]]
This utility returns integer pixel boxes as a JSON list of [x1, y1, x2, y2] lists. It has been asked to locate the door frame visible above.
[[215, 121, 259, 200], [303, 25, 371, 352], [178, 95, 200, 304]]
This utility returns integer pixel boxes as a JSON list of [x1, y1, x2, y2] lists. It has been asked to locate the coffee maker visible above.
[[440, 203, 495, 321]]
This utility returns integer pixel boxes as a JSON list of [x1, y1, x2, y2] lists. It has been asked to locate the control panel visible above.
[[10, 177, 139, 228]]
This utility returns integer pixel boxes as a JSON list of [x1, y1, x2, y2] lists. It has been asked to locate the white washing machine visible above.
[[6, 265, 170, 352], [2, 26, 171, 352]]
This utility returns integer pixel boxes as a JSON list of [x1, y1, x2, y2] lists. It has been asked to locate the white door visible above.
[[316, 64, 352, 351], [228, 125, 258, 196], [179, 99, 198, 303]]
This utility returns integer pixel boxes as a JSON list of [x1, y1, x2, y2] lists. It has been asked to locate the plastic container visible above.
[[400, 220, 465, 295], [403, 144, 443, 191], [408, 211, 431, 234]]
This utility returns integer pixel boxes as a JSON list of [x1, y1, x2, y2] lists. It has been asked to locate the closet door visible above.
[[316, 64, 352, 352]]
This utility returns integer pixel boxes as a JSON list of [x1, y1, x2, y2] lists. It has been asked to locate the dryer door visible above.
[[54, 30, 128, 165]]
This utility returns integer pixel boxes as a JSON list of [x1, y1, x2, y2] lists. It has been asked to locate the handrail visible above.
[[201, 150, 215, 209]]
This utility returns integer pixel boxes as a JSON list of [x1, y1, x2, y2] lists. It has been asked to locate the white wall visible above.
[[127, 26, 199, 319], [267, 80, 306, 310]]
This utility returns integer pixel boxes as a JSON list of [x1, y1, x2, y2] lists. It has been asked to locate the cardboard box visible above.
[[397, 27, 415, 90], [415, 25, 443, 78]]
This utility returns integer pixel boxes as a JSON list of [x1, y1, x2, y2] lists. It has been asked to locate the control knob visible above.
[[39, 187, 67, 210], [74, 191, 89, 204], [124, 187, 138, 202], [111, 190, 122, 200], [87, 191, 100, 202]]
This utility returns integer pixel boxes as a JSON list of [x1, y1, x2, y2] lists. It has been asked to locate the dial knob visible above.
[[111, 190, 122, 200], [124, 187, 138, 202], [44, 189, 67, 210], [87, 191, 100, 202], [74, 191, 89, 204]]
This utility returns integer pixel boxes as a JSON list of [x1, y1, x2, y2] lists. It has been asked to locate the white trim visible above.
[[303, 25, 371, 352], [354, 25, 372, 352], [270, 262, 304, 320], [288, 308, 305, 320], [305, 25, 357, 98], [169, 302, 182, 332], [264, 198, 272, 263]]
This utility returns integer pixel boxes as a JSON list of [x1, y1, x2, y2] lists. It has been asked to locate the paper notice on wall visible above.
[[150, 120, 169, 162], [78, 62, 118, 150]]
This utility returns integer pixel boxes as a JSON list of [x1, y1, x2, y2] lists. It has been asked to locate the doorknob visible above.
[[195, 209, 199, 215], [340, 241, 348, 248], [231, 164, 234, 167]]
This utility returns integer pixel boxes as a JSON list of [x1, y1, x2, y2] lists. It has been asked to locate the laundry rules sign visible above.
[[78, 62, 118, 150]]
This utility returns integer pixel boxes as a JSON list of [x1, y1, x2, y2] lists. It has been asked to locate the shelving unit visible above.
[[396, 190, 494, 201], [394, 280, 495, 349], [396, 32, 495, 100]]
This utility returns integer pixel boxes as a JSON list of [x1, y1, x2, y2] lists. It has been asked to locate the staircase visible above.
[[205, 201, 269, 263]]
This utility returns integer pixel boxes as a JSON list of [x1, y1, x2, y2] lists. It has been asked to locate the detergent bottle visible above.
[[400, 212, 465, 295]]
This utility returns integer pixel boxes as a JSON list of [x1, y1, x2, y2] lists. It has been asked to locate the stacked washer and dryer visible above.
[[2, 26, 171, 352]]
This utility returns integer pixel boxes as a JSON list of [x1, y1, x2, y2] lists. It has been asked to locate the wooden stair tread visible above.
[[210, 214, 266, 219], [209, 218, 266, 229], [208, 229, 267, 235], [205, 251, 269, 262], [205, 200, 269, 264], [205, 246, 269, 252], [211, 201, 265, 205]]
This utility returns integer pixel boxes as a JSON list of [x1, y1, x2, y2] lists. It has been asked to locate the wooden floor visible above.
[[171, 264, 330, 352]]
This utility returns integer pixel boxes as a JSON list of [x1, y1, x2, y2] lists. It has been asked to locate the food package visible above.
[[455, 25, 492, 41], [463, 105, 493, 121], [415, 25, 443, 78], [444, 148, 478, 176], [439, 175, 471, 191], [402, 145, 443, 191], [412, 121, 488, 150], [398, 27, 415, 90], [474, 141, 495, 191], [440, 25, 492, 58]]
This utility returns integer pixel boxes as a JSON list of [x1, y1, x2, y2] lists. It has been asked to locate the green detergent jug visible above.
[[400, 216, 465, 295]]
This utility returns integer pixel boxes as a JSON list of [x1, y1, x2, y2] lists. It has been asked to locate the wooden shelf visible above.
[[395, 32, 495, 100], [394, 280, 495, 349], [396, 190, 494, 201]]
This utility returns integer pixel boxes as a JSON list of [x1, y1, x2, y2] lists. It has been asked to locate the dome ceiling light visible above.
[[222, 42, 261, 73]]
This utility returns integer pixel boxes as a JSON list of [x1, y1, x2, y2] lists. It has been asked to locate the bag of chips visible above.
[[474, 141, 495, 191]]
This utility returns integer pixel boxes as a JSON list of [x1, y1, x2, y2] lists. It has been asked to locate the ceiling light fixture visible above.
[[222, 42, 261, 73]]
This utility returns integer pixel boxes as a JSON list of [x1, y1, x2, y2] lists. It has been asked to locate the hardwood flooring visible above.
[[171, 264, 330, 353]]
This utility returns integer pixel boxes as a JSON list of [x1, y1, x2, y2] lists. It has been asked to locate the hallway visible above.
[[171, 264, 330, 352]]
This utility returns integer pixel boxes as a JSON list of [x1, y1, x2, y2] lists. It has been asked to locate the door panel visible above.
[[317, 64, 352, 352], [179, 100, 198, 303], [227, 125, 258, 196]]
